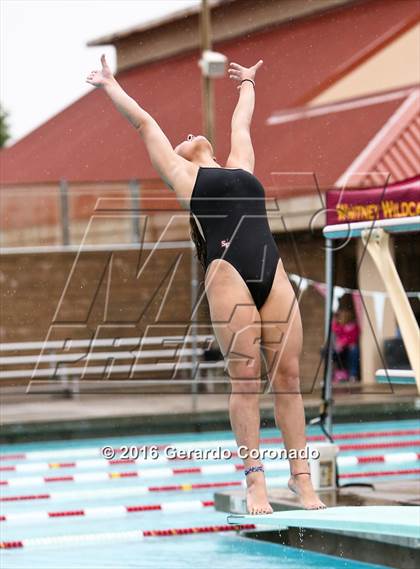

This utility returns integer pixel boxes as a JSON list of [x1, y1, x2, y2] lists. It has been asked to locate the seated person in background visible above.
[[332, 305, 360, 383]]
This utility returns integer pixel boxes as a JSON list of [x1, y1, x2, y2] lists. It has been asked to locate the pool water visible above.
[[1, 419, 418, 568], [4, 535, 392, 569]]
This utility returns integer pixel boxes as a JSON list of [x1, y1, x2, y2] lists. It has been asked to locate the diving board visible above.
[[375, 369, 415, 385], [228, 506, 420, 539]]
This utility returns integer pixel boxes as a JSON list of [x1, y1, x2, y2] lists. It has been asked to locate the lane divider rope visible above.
[[340, 468, 420, 478], [1, 467, 419, 503], [1, 440, 418, 473], [0, 480, 248, 503], [1, 453, 419, 487], [1, 428, 418, 462], [0, 499, 214, 524], [0, 523, 257, 549]]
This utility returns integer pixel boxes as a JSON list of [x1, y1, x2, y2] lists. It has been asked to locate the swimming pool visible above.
[[1, 419, 418, 568]]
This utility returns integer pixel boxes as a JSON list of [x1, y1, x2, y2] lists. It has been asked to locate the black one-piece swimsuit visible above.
[[190, 167, 280, 310]]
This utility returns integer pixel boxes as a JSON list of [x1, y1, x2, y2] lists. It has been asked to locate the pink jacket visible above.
[[332, 319, 359, 350]]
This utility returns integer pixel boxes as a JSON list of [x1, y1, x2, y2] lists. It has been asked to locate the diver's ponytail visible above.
[[189, 212, 207, 272]]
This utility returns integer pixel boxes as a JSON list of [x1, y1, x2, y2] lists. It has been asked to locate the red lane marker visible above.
[[341, 468, 420, 478], [142, 523, 256, 538], [313, 429, 420, 441], [48, 510, 85, 518], [0, 454, 25, 461], [148, 484, 182, 492], [44, 476, 74, 483], [192, 481, 242, 490], [357, 456, 385, 464], [0, 494, 50, 502], [339, 440, 420, 451], [110, 472, 138, 479], [172, 467, 202, 475], [49, 462, 76, 469], [0, 540, 24, 549], [126, 505, 161, 513]]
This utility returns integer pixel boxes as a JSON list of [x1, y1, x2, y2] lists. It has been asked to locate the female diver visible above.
[[86, 55, 326, 513]]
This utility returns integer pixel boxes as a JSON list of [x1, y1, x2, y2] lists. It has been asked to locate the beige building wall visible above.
[[310, 24, 420, 107]]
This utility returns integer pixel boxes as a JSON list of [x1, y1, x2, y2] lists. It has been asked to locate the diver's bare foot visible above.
[[288, 472, 327, 510], [245, 469, 273, 515]]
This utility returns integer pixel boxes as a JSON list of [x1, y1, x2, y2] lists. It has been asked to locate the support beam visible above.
[[361, 227, 420, 391], [323, 215, 419, 393]]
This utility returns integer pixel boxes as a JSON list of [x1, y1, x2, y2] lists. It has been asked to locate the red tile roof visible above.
[[335, 89, 420, 188], [264, 87, 418, 199], [1, 0, 418, 196]]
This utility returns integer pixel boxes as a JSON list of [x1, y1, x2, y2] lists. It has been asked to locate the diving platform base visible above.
[[215, 480, 420, 569]]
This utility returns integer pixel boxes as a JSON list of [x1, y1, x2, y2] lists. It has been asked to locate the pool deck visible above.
[[215, 480, 420, 569], [0, 382, 419, 442]]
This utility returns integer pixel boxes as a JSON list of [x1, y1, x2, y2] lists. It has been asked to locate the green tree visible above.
[[0, 103, 11, 148]]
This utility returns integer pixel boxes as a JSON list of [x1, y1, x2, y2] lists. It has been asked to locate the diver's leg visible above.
[[205, 259, 273, 514], [260, 259, 327, 509]]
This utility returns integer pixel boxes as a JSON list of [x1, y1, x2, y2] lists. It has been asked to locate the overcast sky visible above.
[[1, 0, 200, 146]]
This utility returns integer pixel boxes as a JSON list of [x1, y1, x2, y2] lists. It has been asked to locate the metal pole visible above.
[[190, 0, 215, 412], [190, 0, 219, 410], [129, 179, 141, 243], [191, 247, 200, 412], [59, 179, 70, 246], [324, 239, 334, 435], [200, 0, 215, 146]]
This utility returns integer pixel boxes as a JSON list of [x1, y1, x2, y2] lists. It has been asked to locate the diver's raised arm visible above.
[[226, 59, 263, 173], [86, 54, 152, 129], [86, 55, 190, 191]]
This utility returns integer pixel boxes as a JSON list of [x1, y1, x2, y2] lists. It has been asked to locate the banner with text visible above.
[[326, 175, 420, 225]]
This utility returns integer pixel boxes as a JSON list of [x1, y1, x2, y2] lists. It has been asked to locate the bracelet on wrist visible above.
[[240, 78, 255, 88]]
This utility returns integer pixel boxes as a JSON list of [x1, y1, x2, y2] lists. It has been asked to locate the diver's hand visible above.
[[228, 59, 263, 89], [86, 54, 115, 88]]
